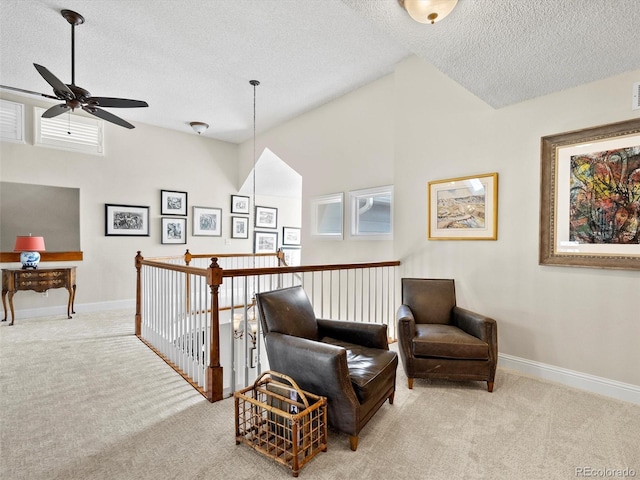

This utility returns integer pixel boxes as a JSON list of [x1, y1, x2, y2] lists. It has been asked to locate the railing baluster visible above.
[[136, 252, 400, 401]]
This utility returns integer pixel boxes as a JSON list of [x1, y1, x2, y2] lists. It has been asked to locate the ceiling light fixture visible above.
[[190, 121, 209, 134], [398, 0, 458, 24]]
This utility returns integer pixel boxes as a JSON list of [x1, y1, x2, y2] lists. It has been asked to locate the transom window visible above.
[[349, 185, 393, 238]]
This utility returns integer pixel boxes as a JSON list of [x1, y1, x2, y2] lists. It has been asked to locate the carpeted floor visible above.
[[1, 310, 638, 480]]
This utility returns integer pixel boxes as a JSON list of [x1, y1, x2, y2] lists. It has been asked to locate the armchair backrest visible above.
[[401, 278, 456, 325], [256, 286, 319, 340]]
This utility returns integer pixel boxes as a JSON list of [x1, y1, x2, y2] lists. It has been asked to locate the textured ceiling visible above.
[[1, 0, 639, 144]]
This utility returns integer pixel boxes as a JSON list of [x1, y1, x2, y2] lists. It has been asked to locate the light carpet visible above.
[[1, 310, 638, 480]]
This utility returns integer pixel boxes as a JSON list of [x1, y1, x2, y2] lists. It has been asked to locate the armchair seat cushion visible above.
[[412, 324, 488, 360], [322, 337, 397, 404]]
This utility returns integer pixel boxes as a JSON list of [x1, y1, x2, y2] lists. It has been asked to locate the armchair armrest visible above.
[[396, 304, 416, 339], [452, 306, 497, 344], [316, 318, 389, 349], [263, 332, 360, 406]]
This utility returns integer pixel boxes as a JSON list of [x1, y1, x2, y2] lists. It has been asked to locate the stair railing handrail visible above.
[[135, 250, 400, 403]]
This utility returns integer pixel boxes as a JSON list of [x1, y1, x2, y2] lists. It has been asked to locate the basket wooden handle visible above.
[[256, 370, 311, 409]]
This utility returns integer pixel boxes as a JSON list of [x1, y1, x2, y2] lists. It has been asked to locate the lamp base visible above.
[[20, 251, 41, 269]]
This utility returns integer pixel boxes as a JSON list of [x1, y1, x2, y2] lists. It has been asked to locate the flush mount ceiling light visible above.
[[398, 0, 458, 24], [190, 121, 209, 134]]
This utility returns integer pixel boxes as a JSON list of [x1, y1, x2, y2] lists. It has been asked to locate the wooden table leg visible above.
[[66, 285, 76, 318], [7, 291, 15, 326], [1, 289, 7, 322], [71, 284, 76, 314]]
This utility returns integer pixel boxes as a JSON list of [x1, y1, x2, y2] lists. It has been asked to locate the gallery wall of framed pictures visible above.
[[104, 190, 301, 255]]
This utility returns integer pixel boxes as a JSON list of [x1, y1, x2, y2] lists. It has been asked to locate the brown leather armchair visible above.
[[396, 278, 497, 392], [256, 285, 398, 451]]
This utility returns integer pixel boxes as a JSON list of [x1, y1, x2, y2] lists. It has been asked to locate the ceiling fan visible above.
[[0, 9, 148, 129]]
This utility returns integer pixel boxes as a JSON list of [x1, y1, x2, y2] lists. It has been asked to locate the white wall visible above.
[[0, 92, 242, 312], [237, 74, 397, 264], [392, 57, 640, 386], [240, 57, 639, 388]]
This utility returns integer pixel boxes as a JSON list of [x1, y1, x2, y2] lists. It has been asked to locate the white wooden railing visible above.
[[135, 250, 401, 402]]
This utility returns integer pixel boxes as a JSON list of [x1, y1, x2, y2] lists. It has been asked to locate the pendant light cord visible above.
[[250, 80, 260, 272]]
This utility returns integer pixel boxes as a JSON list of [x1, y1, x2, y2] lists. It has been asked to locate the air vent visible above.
[[633, 82, 640, 110], [34, 106, 104, 155], [0, 99, 25, 144]]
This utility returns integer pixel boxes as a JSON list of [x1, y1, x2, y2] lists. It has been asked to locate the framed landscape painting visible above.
[[105, 204, 150, 236], [539, 118, 640, 270], [428, 173, 498, 240]]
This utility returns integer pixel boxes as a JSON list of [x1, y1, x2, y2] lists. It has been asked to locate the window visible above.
[[0, 99, 25, 144], [311, 192, 343, 238], [349, 185, 393, 238], [34, 107, 104, 155]]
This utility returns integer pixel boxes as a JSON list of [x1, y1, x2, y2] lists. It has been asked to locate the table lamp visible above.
[[14, 235, 46, 269]]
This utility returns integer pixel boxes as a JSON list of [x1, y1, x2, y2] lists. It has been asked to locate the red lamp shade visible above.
[[14, 236, 46, 252]]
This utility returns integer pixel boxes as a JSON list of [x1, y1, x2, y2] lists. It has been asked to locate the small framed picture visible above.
[[428, 173, 498, 240], [161, 217, 187, 244], [231, 216, 249, 239], [161, 190, 188, 216], [105, 204, 150, 236], [282, 247, 301, 266], [254, 231, 278, 253], [282, 226, 301, 246], [255, 205, 278, 229], [193, 206, 222, 236], [231, 194, 250, 214]]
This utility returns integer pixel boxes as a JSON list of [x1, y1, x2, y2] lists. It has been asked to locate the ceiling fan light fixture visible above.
[[190, 121, 209, 134], [0, 8, 147, 129], [399, 0, 458, 24]]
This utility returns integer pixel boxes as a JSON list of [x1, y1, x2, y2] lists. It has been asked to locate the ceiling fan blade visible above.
[[33, 64, 74, 99], [89, 97, 149, 108], [0, 84, 59, 100], [83, 106, 134, 129], [42, 104, 70, 118]]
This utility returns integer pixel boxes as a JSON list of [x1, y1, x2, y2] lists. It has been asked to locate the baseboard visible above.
[[498, 353, 640, 405], [7, 299, 135, 321]]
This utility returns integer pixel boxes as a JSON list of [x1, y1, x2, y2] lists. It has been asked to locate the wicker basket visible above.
[[234, 371, 328, 477]]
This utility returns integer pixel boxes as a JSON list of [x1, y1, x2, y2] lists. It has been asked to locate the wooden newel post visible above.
[[206, 257, 224, 402], [135, 251, 143, 337], [184, 249, 192, 266]]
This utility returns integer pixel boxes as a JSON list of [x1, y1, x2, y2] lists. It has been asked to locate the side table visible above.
[[2, 267, 77, 326]]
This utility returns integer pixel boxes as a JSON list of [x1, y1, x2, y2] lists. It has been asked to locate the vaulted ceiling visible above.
[[1, 0, 638, 143]]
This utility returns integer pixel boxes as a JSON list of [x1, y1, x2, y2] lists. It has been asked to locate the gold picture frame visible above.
[[539, 118, 640, 270], [428, 173, 498, 240]]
